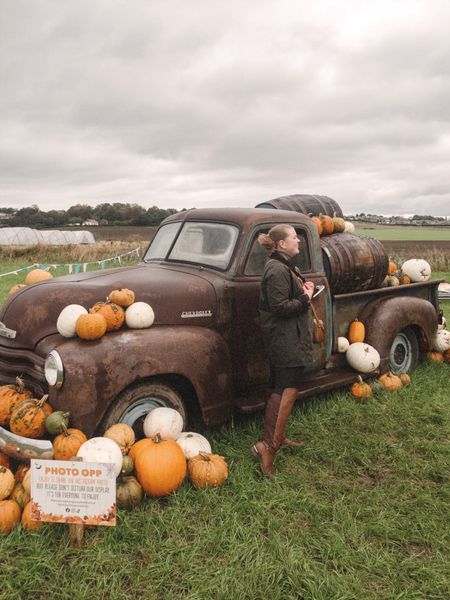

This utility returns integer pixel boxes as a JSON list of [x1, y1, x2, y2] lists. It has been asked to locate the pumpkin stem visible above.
[[154, 433, 161, 443], [37, 394, 49, 407], [199, 451, 211, 461], [15, 376, 25, 394], [61, 422, 69, 436], [356, 375, 363, 384]]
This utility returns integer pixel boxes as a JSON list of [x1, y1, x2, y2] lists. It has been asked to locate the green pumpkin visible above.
[[120, 455, 134, 477], [45, 411, 70, 436], [116, 476, 143, 510]]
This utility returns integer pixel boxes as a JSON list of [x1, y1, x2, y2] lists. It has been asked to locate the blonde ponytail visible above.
[[258, 224, 292, 256]]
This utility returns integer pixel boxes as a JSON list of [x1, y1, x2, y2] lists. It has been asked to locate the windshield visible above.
[[144, 221, 239, 270]]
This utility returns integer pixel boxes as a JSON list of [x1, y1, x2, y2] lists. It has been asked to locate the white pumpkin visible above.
[[401, 259, 431, 282], [344, 221, 355, 234], [433, 329, 450, 352], [337, 336, 350, 353], [125, 302, 155, 329], [346, 342, 380, 373], [76, 437, 123, 478], [176, 432, 212, 459], [57, 304, 88, 337], [143, 407, 183, 440]]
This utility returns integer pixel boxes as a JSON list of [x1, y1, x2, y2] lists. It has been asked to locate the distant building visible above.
[[82, 219, 99, 226]]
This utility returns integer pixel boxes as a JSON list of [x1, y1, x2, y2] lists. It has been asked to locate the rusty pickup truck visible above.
[[0, 204, 441, 459]]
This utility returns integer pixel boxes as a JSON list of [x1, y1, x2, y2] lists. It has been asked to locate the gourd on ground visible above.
[[350, 376, 372, 399], [134, 435, 186, 497], [143, 407, 183, 440], [377, 372, 402, 391], [399, 373, 411, 385], [188, 452, 228, 489], [22, 502, 44, 531], [0, 499, 21, 534], [0, 466, 15, 500], [9, 395, 53, 439], [433, 330, 450, 353], [53, 428, 88, 461], [427, 351, 444, 362], [77, 437, 123, 478], [11, 482, 30, 510], [176, 432, 212, 459], [116, 476, 143, 510], [103, 423, 135, 455]]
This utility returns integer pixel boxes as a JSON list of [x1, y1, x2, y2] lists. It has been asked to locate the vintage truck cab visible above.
[[0, 205, 441, 460]]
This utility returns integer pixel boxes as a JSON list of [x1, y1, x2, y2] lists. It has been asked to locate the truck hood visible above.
[[0, 264, 217, 350]]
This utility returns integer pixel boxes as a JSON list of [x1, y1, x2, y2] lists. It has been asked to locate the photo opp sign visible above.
[[30, 459, 116, 528]]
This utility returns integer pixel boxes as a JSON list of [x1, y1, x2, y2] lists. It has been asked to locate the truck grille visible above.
[[0, 346, 47, 396]]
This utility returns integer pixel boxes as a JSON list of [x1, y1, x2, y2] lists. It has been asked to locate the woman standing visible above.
[[251, 224, 314, 478]]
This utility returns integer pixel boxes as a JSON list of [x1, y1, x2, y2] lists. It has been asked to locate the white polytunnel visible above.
[[0, 227, 95, 245]]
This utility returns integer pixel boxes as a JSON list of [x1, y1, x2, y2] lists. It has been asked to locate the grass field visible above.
[[355, 223, 450, 241], [0, 253, 449, 599]]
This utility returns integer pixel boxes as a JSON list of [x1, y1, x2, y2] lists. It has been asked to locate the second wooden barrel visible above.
[[255, 194, 344, 218], [321, 233, 388, 294]]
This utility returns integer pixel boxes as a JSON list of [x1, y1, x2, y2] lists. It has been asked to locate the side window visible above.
[[244, 227, 311, 276]]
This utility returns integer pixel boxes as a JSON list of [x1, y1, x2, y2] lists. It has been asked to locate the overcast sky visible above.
[[1, 1, 450, 215]]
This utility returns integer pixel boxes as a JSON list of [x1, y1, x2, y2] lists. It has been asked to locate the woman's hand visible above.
[[303, 281, 314, 300]]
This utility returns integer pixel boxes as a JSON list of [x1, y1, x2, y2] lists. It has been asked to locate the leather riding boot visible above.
[[261, 392, 303, 448], [251, 388, 299, 477]]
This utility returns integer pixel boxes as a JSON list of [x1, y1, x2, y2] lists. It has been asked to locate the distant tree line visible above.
[[0, 203, 180, 227]]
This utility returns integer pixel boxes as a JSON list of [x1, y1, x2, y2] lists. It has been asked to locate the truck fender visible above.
[[358, 296, 438, 367], [49, 326, 233, 436]]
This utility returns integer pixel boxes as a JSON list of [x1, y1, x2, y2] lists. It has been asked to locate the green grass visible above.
[[1, 262, 449, 599], [355, 224, 450, 241]]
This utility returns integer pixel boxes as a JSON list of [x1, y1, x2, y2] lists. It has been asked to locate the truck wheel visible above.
[[99, 381, 187, 439], [389, 327, 419, 374]]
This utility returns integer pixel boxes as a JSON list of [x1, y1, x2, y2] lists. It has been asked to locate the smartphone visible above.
[[312, 284, 325, 299]]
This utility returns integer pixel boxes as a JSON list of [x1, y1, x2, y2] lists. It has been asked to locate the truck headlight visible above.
[[44, 350, 64, 388]]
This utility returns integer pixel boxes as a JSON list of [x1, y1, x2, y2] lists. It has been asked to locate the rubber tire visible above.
[[388, 327, 419, 374], [99, 380, 187, 439]]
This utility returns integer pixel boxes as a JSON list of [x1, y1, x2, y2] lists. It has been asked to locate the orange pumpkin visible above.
[[25, 268, 53, 285], [399, 274, 411, 285], [388, 259, 398, 275], [134, 435, 186, 497], [0, 499, 21, 535], [107, 288, 135, 307], [350, 375, 372, 399], [9, 284, 27, 295], [0, 377, 33, 427], [0, 466, 15, 500], [90, 302, 125, 331], [75, 313, 107, 340], [53, 428, 88, 461], [348, 319, 365, 344], [0, 451, 11, 470], [128, 438, 154, 463], [11, 482, 30, 510], [377, 372, 402, 391], [14, 464, 30, 483], [188, 452, 229, 489], [399, 373, 411, 385], [443, 349, 450, 363], [427, 351, 444, 362], [21, 502, 44, 531], [9, 395, 53, 439], [310, 216, 323, 236], [318, 214, 334, 236]]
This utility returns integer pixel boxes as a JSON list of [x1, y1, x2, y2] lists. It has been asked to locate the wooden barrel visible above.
[[321, 233, 388, 294], [255, 194, 344, 218]]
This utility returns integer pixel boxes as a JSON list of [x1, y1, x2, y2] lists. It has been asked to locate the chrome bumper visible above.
[[0, 426, 54, 462]]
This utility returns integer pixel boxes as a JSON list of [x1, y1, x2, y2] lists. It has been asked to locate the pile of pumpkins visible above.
[[56, 288, 154, 341], [9, 268, 53, 296], [0, 394, 228, 535], [350, 371, 412, 399], [309, 214, 354, 237], [428, 318, 450, 363], [383, 258, 432, 287]]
